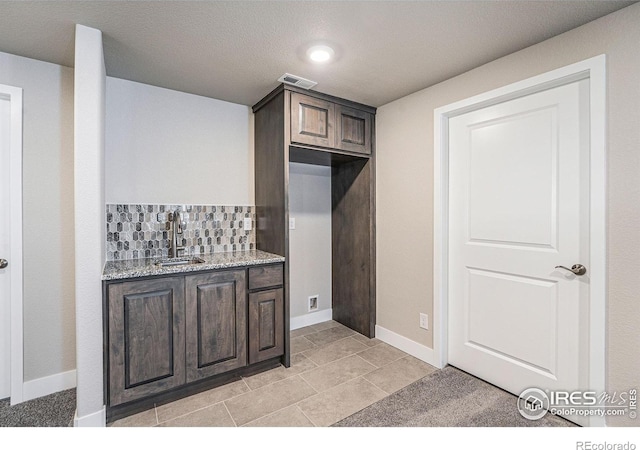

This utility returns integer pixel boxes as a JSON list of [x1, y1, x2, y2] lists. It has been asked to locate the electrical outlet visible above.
[[419, 313, 429, 330], [308, 295, 318, 312], [289, 217, 296, 230], [243, 217, 252, 231]]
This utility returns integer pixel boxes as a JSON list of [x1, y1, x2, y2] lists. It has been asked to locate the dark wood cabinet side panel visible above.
[[254, 90, 289, 368], [254, 91, 287, 257], [332, 159, 374, 337]]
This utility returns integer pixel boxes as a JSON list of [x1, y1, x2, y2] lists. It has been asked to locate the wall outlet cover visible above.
[[289, 217, 296, 230], [243, 217, 252, 231], [308, 295, 318, 312], [419, 313, 429, 330]]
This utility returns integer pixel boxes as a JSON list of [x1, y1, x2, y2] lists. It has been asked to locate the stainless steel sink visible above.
[[154, 256, 206, 267]]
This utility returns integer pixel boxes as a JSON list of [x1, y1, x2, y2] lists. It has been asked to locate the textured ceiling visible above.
[[0, 1, 635, 107]]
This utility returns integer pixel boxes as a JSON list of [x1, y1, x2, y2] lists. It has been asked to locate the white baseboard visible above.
[[74, 406, 106, 427], [22, 369, 77, 402], [290, 308, 333, 330], [375, 325, 442, 368]]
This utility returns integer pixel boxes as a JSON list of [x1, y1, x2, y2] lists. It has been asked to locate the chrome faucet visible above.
[[168, 210, 185, 258]]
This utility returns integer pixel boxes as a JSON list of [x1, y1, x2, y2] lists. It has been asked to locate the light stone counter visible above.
[[102, 250, 285, 281]]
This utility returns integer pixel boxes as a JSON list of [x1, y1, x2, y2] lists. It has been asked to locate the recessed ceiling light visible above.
[[307, 45, 335, 63]]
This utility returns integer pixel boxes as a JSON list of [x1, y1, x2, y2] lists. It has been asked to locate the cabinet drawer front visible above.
[[249, 264, 283, 290], [108, 278, 186, 406], [291, 92, 335, 148]]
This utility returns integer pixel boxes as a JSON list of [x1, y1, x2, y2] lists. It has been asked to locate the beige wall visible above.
[[376, 3, 640, 426], [0, 51, 76, 382]]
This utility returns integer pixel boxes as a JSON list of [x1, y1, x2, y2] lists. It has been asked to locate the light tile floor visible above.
[[109, 320, 437, 427]]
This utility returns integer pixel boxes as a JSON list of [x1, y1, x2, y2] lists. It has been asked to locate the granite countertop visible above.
[[102, 249, 285, 281]]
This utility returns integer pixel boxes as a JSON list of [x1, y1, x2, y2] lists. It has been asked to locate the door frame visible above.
[[0, 83, 24, 404], [432, 55, 606, 426]]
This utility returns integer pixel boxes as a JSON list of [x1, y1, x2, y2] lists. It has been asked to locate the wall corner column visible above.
[[73, 24, 106, 427]]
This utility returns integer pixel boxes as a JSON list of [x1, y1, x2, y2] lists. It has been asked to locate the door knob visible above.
[[0, 259, 7, 269], [555, 264, 586, 276]]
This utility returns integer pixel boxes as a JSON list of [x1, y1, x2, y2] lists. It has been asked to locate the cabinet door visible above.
[[248, 288, 284, 364], [335, 105, 372, 154], [291, 92, 335, 148], [108, 277, 186, 406], [185, 270, 247, 382]]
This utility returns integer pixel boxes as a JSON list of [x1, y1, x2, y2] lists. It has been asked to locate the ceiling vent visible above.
[[277, 73, 317, 90]]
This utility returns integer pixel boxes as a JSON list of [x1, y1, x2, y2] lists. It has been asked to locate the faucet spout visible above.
[[169, 210, 185, 258]]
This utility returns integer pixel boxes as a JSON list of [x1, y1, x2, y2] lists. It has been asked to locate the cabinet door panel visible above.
[[185, 270, 247, 382], [248, 288, 284, 364], [108, 278, 185, 406], [291, 92, 335, 148], [336, 105, 372, 154], [125, 290, 174, 386]]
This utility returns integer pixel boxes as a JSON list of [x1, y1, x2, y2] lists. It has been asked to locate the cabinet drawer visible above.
[[249, 264, 283, 290]]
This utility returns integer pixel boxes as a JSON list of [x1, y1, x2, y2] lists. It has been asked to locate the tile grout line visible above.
[[300, 336, 367, 364], [239, 376, 254, 391], [222, 401, 238, 427], [154, 380, 254, 425], [356, 373, 393, 396], [234, 375, 317, 427], [296, 404, 319, 427], [296, 351, 416, 406], [301, 350, 378, 385], [293, 375, 389, 428], [358, 375, 398, 398], [297, 373, 320, 395]]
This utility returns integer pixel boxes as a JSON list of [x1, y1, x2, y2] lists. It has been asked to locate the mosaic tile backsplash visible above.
[[106, 204, 256, 261]]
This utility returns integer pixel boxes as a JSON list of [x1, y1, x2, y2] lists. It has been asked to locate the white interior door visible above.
[[0, 96, 11, 399], [447, 79, 589, 424]]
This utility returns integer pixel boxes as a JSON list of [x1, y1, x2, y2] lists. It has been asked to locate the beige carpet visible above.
[[0, 389, 75, 427], [333, 366, 576, 427]]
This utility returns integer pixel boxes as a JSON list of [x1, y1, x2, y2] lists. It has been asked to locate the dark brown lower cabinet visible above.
[[185, 270, 247, 382], [107, 277, 186, 406], [248, 288, 283, 364], [105, 263, 285, 415]]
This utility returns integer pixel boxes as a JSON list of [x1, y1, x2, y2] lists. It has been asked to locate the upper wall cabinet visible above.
[[291, 92, 335, 148], [290, 92, 373, 155], [335, 104, 372, 155]]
